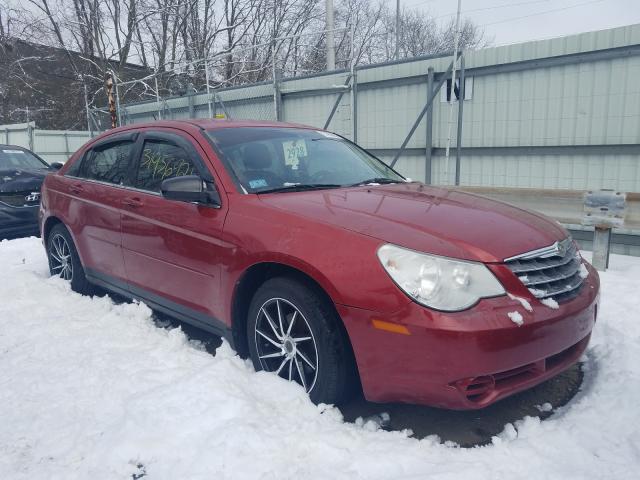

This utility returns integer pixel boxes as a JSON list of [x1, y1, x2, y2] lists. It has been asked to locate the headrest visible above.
[[243, 143, 272, 170]]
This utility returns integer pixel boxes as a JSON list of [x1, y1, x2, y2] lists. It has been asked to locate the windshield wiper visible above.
[[349, 177, 400, 187], [256, 183, 341, 194]]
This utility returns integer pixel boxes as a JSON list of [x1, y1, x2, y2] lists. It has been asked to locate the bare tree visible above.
[[2, 0, 491, 128]]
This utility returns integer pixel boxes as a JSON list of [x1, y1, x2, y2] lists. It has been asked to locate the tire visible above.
[[47, 223, 93, 295], [247, 276, 356, 405]]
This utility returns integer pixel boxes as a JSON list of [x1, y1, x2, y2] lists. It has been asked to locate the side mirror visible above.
[[50, 162, 64, 170], [161, 175, 220, 207]]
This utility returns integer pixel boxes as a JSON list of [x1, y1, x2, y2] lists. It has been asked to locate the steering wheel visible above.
[[310, 170, 336, 183]]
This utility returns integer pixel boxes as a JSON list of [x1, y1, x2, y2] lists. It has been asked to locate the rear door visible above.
[[120, 129, 229, 328], [63, 133, 138, 284]]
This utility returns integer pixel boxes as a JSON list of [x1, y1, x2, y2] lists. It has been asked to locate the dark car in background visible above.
[[0, 145, 59, 239]]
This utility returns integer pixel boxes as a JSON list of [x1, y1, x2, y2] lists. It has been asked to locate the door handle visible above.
[[123, 197, 143, 208], [69, 183, 84, 194]]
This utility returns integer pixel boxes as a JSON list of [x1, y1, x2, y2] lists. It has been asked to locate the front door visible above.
[[120, 129, 229, 328]]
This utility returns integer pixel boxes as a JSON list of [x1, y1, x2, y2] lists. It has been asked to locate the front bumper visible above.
[[338, 262, 599, 409], [0, 204, 40, 239]]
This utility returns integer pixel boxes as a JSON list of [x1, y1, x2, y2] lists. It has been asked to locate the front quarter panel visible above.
[[220, 195, 412, 320]]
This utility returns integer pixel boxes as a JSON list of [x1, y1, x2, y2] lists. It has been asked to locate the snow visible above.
[[579, 263, 590, 279], [536, 403, 553, 413], [2, 237, 640, 479], [507, 310, 524, 326], [541, 297, 560, 309], [508, 293, 533, 312], [528, 287, 546, 297]]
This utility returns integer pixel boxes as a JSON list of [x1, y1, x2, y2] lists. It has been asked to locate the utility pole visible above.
[[395, 0, 400, 60], [444, 0, 462, 183], [326, 0, 335, 70]]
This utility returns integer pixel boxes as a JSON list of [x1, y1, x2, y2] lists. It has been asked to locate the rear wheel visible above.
[[247, 276, 356, 405], [47, 223, 93, 295]]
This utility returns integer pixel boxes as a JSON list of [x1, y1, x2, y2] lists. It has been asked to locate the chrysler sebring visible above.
[[39, 120, 599, 409]]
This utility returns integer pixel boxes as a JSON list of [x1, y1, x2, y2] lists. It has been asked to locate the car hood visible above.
[[258, 183, 568, 263], [0, 168, 49, 193]]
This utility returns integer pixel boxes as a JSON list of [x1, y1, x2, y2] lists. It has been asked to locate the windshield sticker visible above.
[[2, 149, 25, 154], [249, 179, 268, 189], [282, 139, 307, 170], [316, 131, 340, 139]]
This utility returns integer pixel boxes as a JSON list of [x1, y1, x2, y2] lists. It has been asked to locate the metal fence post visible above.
[[583, 190, 626, 271], [425, 67, 434, 184], [350, 23, 358, 142], [273, 64, 283, 121], [27, 122, 34, 151], [204, 58, 213, 118], [592, 227, 612, 270], [455, 54, 465, 186], [154, 74, 162, 120], [63, 132, 69, 158], [271, 40, 282, 121], [188, 89, 195, 118], [4, 128, 8, 144], [83, 82, 93, 137]]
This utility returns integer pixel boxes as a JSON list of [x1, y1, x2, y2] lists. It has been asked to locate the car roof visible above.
[[106, 119, 317, 134], [82, 119, 326, 154]]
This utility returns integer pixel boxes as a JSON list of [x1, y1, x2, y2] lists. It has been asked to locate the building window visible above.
[[441, 77, 473, 102]]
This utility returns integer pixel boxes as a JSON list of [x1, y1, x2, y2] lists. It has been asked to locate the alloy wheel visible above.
[[254, 297, 319, 392], [49, 233, 73, 281]]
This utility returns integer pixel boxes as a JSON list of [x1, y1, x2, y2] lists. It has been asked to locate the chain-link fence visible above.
[[89, 27, 354, 129]]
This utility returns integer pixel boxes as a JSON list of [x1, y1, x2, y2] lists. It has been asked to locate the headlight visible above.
[[377, 244, 505, 311]]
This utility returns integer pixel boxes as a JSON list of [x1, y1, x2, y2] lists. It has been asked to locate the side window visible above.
[[82, 142, 134, 185], [64, 152, 85, 177], [136, 140, 198, 193]]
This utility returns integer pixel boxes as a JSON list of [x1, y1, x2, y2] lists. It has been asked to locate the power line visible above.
[[480, 0, 606, 27], [408, 0, 439, 8], [433, 0, 554, 20]]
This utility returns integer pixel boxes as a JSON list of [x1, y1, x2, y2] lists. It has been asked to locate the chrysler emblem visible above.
[[555, 241, 567, 257]]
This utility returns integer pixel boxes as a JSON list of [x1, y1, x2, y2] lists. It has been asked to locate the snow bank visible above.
[[1, 238, 640, 479]]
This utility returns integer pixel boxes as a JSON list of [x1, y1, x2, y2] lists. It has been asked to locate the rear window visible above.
[[81, 142, 134, 185]]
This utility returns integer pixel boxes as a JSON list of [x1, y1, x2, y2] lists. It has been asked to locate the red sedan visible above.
[[39, 120, 599, 409]]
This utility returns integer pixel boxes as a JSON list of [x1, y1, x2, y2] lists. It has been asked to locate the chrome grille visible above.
[[504, 238, 584, 302], [0, 191, 39, 208]]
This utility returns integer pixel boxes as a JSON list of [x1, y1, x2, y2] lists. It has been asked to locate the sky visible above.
[[403, 0, 640, 46]]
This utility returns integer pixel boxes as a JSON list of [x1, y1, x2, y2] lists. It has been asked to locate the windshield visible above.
[[206, 127, 404, 193], [0, 148, 48, 170]]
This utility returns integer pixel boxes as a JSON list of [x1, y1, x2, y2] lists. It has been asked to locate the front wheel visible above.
[[247, 276, 356, 405], [47, 223, 93, 295]]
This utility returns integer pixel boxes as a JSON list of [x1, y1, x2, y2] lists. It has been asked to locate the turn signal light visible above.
[[371, 319, 411, 335]]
